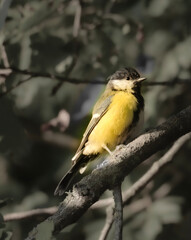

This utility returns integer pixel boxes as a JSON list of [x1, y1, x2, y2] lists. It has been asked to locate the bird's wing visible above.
[[72, 92, 114, 164]]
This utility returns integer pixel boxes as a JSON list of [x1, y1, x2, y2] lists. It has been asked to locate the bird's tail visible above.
[[54, 154, 95, 196]]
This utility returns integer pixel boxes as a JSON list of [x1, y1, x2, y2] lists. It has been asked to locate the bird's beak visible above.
[[136, 77, 146, 83]]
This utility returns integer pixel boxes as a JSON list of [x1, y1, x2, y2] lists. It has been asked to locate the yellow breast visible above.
[[83, 91, 138, 155]]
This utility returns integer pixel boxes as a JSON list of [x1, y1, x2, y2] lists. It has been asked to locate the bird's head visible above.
[[107, 67, 146, 92]]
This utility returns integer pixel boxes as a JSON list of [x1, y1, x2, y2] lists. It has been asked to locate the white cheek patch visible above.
[[111, 79, 134, 90]]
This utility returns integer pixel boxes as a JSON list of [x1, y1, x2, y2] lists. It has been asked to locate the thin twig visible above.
[[91, 198, 113, 209], [3, 207, 57, 222], [0, 44, 10, 68], [0, 75, 33, 97], [153, 171, 183, 199], [30, 131, 79, 150], [73, 0, 82, 38], [0, 65, 103, 84], [145, 80, 191, 86], [0, 65, 191, 96], [51, 56, 78, 95], [113, 184, 123, 240], [0, 44, 11, 89], [51, 0, 82, 95], [123, 132, 191, 205], [98, 207, 114, 240], [123, 197, 152, 220]]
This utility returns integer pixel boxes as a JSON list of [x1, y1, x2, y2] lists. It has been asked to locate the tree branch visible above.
[[73, 0, 82, 38], [29, 131, 79, 151], [0, 65, 104, 84], [98, 207, 114, 240], [25, 105, 191, 239], [122, 132, 191, 205], [3, 207, 57, 222], [113, 184, 123, 240], [0, 75, 33, 97], [97, 132, 190, 238], [0, 65, 191, 97], [0, 44, 10, 68], [4, 132, 188, 224]]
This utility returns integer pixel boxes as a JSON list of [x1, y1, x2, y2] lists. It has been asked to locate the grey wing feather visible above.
[[72, 94, 113, 164]]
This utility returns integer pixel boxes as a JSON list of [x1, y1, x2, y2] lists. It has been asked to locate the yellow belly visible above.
[[83, 91, 138, 155]]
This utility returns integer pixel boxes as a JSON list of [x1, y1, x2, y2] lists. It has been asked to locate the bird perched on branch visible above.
[[54, 67, 146, 196]]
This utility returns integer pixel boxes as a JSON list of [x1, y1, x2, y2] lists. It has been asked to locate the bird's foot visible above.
[[102, 144, 113, 155]]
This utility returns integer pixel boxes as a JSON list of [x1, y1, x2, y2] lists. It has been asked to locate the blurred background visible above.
[[0, 0, 191, 239]]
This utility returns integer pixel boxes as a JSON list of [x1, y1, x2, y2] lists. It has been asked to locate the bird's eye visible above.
[[126, 77, 130, 80]]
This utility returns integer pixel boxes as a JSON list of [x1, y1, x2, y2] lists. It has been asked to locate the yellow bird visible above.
[[54, 67, 146, 196]]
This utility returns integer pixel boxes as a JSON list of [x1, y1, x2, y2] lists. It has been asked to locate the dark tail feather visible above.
[[54, 154, 93, 196]]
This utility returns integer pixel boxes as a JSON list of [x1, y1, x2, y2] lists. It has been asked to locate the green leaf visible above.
[[3, 231, 12, 240], [147, 0, 171, 17], [150, 197, 183, 224]]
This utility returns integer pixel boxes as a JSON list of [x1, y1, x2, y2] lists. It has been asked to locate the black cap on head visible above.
[[109, 67, 140, 81]]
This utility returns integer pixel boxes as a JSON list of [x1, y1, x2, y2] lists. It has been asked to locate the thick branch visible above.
[[5, 133, 189, 223], [27, 106, 191, 238]]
